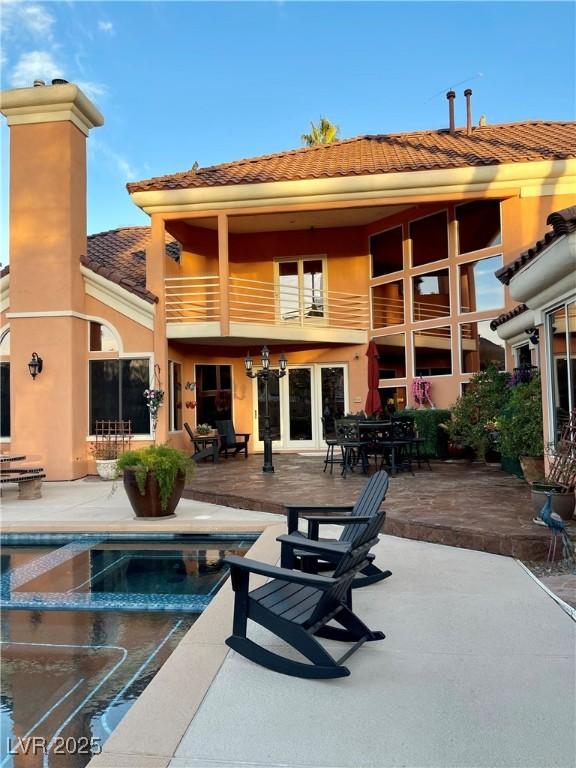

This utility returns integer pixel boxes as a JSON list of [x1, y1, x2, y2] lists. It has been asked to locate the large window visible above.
[[456, 200, 501, 255], [548, 301, 576, 441], [410, 211, 448, 267], [460, 321, 506, 373], [459, 255, 504, 313], [412, 268, 450, 321], [89, 359, 150, 434], [169, 361, 182, 432], [376, 334, 406, 379], [195, 365, 232, 426], [372, 280, 404, 328], [320, 367, 345, 436], [370, 226, 403, 277], [414, 327, 452, 376], [277, 258, 324, 322]]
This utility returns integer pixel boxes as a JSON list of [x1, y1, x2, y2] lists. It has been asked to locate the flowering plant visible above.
[[195, 423, 213, 435], [411, 377, 433, 409], [144, 388, 164, 414]]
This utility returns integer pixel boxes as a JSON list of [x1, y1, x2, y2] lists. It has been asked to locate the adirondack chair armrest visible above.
[[302, 514, 376, 539], [235, 433, 250, 439], [225, 555, 337, 589], [284, 504, 355, 533], [276, 534, 352, 556]]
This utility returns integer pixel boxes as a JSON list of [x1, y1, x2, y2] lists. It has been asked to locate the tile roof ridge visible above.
[[87, 226, 151, 239]]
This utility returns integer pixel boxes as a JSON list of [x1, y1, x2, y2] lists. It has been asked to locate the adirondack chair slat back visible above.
[[215, 420, 236, 444], [306, 510, 386, 628], [339, 470, 389, 545], [183, 422, 195, 442]]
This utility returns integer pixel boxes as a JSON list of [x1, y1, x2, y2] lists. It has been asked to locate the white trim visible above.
[[509, 233, 576, 307], [129, 159, 576, 215], [167, 321, 221, 339], [6, 310, 88, 319], [81, 266, 155, 330], [494, 309, 536, 342]]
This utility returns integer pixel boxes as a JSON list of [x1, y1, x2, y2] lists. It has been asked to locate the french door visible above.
[[251, 364, 346, 451]]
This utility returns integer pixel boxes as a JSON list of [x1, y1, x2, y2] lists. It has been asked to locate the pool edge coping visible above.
[[85, 524, 283, 767]]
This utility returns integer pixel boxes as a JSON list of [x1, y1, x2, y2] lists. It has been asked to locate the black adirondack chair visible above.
[[225, 511, 386, 679], [279, 469, 391, 588], [215, 420, 250, 458]]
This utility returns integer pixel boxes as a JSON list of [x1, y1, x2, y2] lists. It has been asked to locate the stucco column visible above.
[[218, 214, 230, 336], [0, 82, 103, 480], [148, 214, 169, 443]]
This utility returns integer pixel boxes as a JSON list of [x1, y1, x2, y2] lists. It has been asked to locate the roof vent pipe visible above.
[[51, 78, 69, 85], [33, 80, 46, 87], [464, 89, 473, 135], [446, 90, 456, 136]]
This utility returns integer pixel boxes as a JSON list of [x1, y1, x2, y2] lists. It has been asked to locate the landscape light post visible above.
[[244, 346, 287, 473]]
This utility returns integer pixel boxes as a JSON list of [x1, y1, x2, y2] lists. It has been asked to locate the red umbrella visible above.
[[365, 340, 383, 416]]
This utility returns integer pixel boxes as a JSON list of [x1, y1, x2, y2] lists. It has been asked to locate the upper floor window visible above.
[[410, 211, 449, 267], [459, 254, 504, 314], [456, 200, 502, 255], [412, 268, 451, 322], [370, 226, 403, 277], [276, 258, 325, 322], [89, 322, 118, 352]]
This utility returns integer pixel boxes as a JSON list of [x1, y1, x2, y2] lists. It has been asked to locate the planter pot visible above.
[[519, 456, 545, 484], [95, 459, 118, 481], [123, 468, 185, 518], [531, 488, 575, 522]]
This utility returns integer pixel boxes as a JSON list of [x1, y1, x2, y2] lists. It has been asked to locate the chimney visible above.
[[464, 89, 473, 135], [446, 90, 456, 136]]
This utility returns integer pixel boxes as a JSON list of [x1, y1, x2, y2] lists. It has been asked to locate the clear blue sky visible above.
[[1, 1, 575, 264]]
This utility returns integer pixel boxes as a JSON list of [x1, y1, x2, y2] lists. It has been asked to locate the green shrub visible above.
[[449, 365, 511, 460], [498, 375, 544, 459], [117, 444, 195, 512], [404, 409, 452, 459]]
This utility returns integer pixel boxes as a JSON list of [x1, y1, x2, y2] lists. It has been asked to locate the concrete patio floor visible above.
[[88, 526, 576, 768]]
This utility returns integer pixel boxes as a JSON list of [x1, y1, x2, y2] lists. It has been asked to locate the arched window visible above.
[[89, 322, 119, 352], [0, 329, 10, 355]]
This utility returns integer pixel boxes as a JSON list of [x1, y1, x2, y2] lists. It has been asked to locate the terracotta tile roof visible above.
[[490, 304, 529, 330], [127, 121, 576, 193], [82, 226, 180, 303], [495, 205, 576, 285]]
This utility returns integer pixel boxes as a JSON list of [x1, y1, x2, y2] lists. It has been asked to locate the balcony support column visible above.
[[218, 214, 230, 336], [149, 214, 169, 443]]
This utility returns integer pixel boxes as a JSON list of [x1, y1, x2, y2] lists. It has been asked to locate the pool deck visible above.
[[86, 524, 576, 768]]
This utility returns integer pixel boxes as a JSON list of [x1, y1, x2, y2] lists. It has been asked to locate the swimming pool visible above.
[[0, 533, 255, 768]]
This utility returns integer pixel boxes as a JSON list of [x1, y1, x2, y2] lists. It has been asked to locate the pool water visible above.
[[0, 535, 254, 768]]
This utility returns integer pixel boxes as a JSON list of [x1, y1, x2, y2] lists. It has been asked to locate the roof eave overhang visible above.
[[508, 232, 576, 310], [129, 158, 576, 216]]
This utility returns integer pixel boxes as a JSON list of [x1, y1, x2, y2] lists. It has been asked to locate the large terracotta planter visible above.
[[123, 468, 185, 518], [531, 488, 575, 522]]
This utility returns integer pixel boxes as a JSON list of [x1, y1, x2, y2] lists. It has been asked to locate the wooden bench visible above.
[[0, 470, 45, 499]]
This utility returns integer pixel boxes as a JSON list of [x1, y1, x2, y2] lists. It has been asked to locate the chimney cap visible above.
[[464, 88, 472, 96], [446, 90, 456, 99], [51, 78, 69, 85], [33, 80, 46, 88]]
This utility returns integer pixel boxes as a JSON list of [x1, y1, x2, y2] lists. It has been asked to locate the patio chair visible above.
[[334, 419, 369, 477], [215, 420, 250, 459], [225, 510, 386, 679], [279, 469, 391, 588], [321, 416, 342, 474]]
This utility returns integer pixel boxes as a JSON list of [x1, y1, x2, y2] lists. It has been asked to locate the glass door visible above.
[[283, 367, 315, 449]]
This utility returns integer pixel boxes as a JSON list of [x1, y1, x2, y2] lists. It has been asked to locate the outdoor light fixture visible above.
[[525, 328, 540, 345], [28, 352, 43, 380], [244, 347, 288, 473]]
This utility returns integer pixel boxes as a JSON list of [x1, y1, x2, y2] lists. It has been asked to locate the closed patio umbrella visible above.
[[365, 340, 383, 416]]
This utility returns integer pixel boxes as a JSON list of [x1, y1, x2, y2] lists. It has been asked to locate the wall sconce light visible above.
[[28, 352, 43, 380], [525, 328, 540, 345]]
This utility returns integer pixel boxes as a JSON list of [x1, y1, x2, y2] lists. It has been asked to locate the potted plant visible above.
[[90, 437, 121, 480], [531, 480, 575, 522], [195, 423, 214, 436], [498, 373, 544, 482], [117, 444, 195, 518]]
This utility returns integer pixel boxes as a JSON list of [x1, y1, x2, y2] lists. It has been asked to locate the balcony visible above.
[[165, 276, 369, 344]]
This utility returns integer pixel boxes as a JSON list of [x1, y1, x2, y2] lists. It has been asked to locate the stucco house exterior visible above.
[[1, 81, 575, 480]]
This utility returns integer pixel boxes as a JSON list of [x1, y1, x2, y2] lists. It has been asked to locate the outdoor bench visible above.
[[0, 470, 46, 499]]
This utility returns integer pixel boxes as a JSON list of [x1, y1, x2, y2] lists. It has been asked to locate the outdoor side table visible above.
[[192, 435, 220, 463]]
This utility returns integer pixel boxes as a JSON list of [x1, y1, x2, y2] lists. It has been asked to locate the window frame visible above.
[[369, 223, 405, 279], [274, 254, 328, 324], [87, 355, 152, 438], [408, 208, 450, 270], [457, 252, 505, 316], [168, 360, 183, 433], [455, 199, 503, 257]]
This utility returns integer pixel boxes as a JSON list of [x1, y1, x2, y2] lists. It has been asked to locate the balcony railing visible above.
[[372, 296, 473, 327], [165, 276, 369, 331]]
